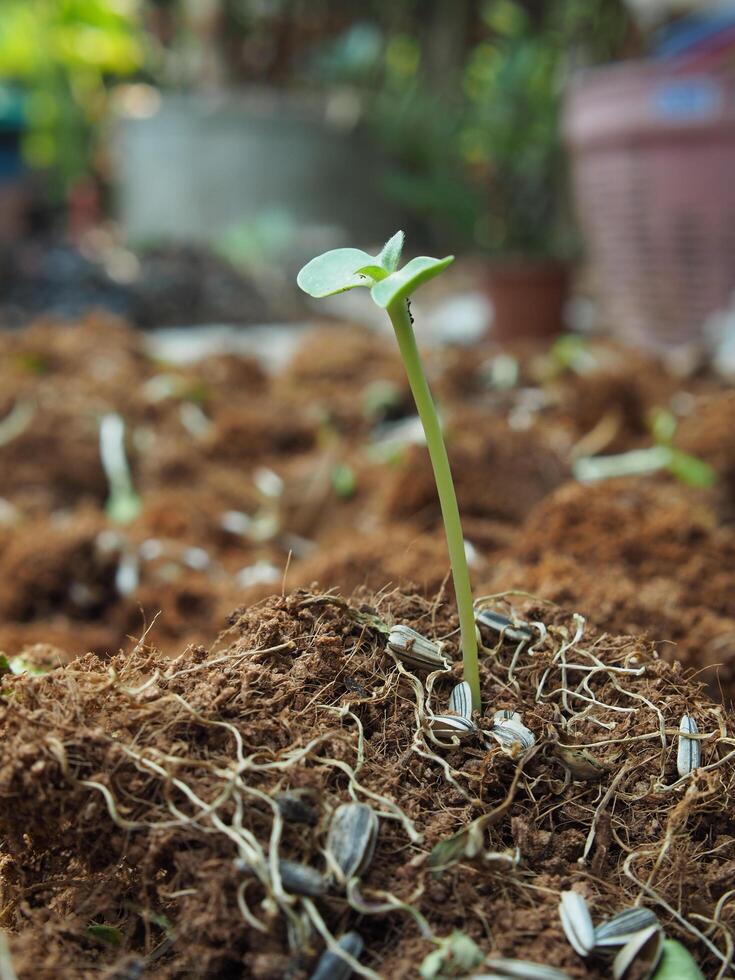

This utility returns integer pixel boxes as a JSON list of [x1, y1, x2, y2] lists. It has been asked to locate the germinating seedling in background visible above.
[[298, 232, 481, 710]]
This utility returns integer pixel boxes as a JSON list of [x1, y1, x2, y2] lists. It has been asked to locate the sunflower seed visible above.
[[448, 681, 473, 719], [476, 610, 534, 644], [278, 860, 327, 897], [613, 926, 663, 980], [430, 714, 477, 740], [489, 718, 535, 752], [559, 890, 595, 957], [493, 708, 522, 726], [326, 803, 378, 881], [595, 908, 659, 949], [387, 625, 450, 672], [677, 714, 700, 778], [234, 858, 326, 897], [477, 960, 571, 979], [309, 931, 364, 980], [275, 789, 318, 825]]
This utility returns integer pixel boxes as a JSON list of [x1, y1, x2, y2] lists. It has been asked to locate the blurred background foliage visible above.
[[0, 0, 144, 193], [0, 0, 634, 253]]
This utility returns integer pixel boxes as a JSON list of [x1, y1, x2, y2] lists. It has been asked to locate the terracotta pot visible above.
[[483, 258, 569, 340]]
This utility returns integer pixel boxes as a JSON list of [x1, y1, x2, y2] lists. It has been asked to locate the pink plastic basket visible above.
[[564, 61, 735, 349]]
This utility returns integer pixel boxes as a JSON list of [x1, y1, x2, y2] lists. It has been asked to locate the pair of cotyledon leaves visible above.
[[297, 230, 453, 308]]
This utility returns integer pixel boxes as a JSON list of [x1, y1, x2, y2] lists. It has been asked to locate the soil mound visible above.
[[1, 589, 732, 978]]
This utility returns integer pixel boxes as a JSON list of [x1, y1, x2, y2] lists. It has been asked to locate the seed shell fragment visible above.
[[594, 907, 659, 949], [309, 931, 364, 980], [559, 890, 595, 957], [234, 858, 326, 897], [430, 714, 477, 740], [387, 625, 450, 672], [448, 681, 473, 720], [489, 718, 535, 752], [493, 708, 521, 726], [476, 609, 534, 644], [612, 925, 663, 980], [677, 714, 701, 778], [326, 803, 378, 881]]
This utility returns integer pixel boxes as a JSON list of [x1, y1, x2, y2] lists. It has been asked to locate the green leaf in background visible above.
[[86, 924, 122, 947], [370, 255, 454, 308], [650, 407, 678, 446], [652, 939, 704, 979], [361, 379, 404, 422], [378, 230, 405, 272], [296, 247, 375, 297], [331, 463, 356, 499], [9, 655, 51, 676], [666, 449, 716, 489]]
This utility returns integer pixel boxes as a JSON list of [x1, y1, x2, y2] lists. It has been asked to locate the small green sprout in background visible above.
[[573, 405, 716, 489], [298, 232, 481, 710], [99, 413, 141, 524], [362, 378, 405, 423], [86, 923, 123, 947], [331, 462, 357, 499]]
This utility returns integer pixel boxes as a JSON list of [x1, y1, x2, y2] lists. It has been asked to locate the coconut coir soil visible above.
[[1, 588, 734, 978]]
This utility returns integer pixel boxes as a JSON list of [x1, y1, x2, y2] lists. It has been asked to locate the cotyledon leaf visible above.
[[297, 247, 375, 298], [651, 939, 704, 980], [371, 255, 454, 308]]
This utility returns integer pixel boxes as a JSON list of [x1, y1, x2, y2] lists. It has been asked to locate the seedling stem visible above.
[[297, 232, 481, 709], [386, 299, 480, 709]]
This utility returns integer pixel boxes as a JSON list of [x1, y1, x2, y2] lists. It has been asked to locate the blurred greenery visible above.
[[0, 0, 143, 194], [0, 0, 631, 245], [311, 0, 631, 257]]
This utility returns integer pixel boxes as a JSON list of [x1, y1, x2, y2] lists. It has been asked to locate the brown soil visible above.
[[483, 478, 735, 702], [2, 312, 735, 976], [1, 588, 733, 978]]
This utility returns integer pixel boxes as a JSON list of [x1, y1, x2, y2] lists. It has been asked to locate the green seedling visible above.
[[331, 462, 357, 499], [298, 232, 481, 709], [86, 923, 123, 947], [99, 413, 141, 524], [573, 406, 715, 489]]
